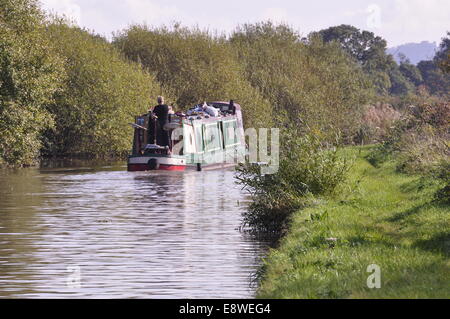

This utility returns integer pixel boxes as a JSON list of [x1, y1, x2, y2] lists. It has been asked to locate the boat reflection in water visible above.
[[0, 163, 267, 298]]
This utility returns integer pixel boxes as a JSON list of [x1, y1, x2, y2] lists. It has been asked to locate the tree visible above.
[[417, 60, 450, 96], [316, 25, 387, 66], [434, 32, 449, 74], [0, 0, 65, 166], [399, 56, 423, 86], [113, 24, 274, 129], [413, 33, 450, 96], [44, 22, 164, 157], [316, 24, 415, 96], [389, 67, 415, 96], [230, 22, 374, 140]]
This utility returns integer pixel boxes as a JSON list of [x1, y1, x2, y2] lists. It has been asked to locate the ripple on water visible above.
[[0, 165, 267, 298]]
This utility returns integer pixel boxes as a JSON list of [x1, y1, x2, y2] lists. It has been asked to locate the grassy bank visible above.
[[257, 146, 449, 298]]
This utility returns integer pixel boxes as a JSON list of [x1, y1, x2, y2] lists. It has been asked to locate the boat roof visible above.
[[193, 101, 241, 110], [210, 101, 241, 106]]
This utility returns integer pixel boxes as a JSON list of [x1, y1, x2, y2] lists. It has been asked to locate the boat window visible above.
[[183, 124, 196, 154], [223, 120, 238, 147], [194, 124, 204, 153], [203, 123, 222, 152]]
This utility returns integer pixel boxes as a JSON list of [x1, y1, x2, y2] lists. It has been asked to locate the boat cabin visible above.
[[128, 101, 245, 171]]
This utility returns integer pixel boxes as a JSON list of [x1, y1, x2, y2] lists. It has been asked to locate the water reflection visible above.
[[0, 164, 266, 298]]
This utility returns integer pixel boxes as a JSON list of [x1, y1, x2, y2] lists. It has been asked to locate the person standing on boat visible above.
[[152, 96, 170, 147]]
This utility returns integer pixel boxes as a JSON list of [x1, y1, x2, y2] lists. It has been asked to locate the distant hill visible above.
[[387, 41, 438, 65]]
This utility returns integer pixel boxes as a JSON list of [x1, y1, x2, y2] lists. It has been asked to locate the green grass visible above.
[[257, 146, 449, 298]]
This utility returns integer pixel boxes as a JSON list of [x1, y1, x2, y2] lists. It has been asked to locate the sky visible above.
[[40, 0, 449, 47]]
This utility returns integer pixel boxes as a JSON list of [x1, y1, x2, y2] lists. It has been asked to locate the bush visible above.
[[236, 128, 352, 234], [393, 101, 448, 174], [43, 22, 164, 157], [358, 102, 402, 144], [230, 22, 374, 141], [394, 127, 449, 174], [433, 161, 450, 204], [113, 24, 274, 129], [367, 98, 449, 204], [0, 0, 65, 166]]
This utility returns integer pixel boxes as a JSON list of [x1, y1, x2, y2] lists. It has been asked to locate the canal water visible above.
[[0, 162, 267, 298]]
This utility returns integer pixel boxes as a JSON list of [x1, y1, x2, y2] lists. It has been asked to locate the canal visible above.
[[0, 162, 267, 298]]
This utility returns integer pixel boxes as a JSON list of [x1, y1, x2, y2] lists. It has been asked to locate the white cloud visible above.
[[40, 0, 82, 25]]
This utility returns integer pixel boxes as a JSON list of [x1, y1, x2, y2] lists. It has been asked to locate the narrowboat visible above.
[[127, 101, 246, 171]]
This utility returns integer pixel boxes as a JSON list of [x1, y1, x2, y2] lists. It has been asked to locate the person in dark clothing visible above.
[[152, 96, 170, 147], [229, 99, 236, 114]]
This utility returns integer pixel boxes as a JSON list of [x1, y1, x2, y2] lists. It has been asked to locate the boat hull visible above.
[[127, 155, 238, 172], [128, 163, 186, 171], [127, 155, 187, 171]]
